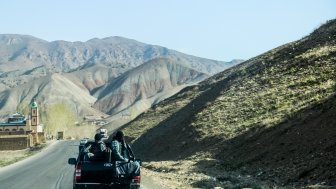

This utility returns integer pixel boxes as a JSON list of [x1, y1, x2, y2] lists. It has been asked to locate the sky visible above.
[[1, 0, 335, 61]]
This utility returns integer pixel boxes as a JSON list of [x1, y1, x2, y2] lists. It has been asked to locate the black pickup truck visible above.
[[68, 141, 141, 189]]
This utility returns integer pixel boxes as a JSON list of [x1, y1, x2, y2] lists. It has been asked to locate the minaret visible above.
[[31, 99, 39, 131]]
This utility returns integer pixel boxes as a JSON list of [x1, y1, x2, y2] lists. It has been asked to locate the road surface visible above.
[[0, 140, 160, 189]]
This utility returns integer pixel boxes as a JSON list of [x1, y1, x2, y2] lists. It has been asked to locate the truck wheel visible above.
[[118, 184, 131, 189], [73, 184, 85, 189], [122, 185, 140, 189]]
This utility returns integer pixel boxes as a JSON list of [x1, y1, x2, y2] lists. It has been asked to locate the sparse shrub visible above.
[[44, 102, 77, 137]]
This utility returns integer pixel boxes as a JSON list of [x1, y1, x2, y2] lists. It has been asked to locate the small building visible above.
[[0, 113, 28, 135], [83, 115, 105, 125], [0, 99, 45, 150]]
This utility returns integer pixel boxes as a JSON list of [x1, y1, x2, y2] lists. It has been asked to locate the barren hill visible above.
[[93, 57, 209, 130], [122, 19, 336, 188], [0, 73, 106, 120], [0, 34, 235, 75], [0, 34, 241, 121], [94, 57, 208, 114], [63, 64, 127, 93]]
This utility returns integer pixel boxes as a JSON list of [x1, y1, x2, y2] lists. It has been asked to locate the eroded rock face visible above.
[[123, 19, 336, 188], [93, 57, 209, 115], [0, 34, 240, 120], [0, 35, 235, 74]]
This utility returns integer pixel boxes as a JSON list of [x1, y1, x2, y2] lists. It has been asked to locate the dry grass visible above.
[[142, 159, 269, 189], [0, 149, 30, 167], [0, 143, 46, 167], [121, 19, 336, 188]]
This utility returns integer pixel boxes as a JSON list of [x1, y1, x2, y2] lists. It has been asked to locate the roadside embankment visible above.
[[0, 140, 55, 167]]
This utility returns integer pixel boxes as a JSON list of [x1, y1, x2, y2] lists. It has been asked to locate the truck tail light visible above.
[[132, 176, 141, 183], [75, 164, 81, 181]]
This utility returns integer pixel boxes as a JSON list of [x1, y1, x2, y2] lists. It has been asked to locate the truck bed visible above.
[[69, 141, 141, 189]]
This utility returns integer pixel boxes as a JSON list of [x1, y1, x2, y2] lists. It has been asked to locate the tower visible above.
[[31, 99, 39, 131]]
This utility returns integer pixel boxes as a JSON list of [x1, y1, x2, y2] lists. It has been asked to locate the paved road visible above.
[[0, 140, 78, 189], [0, 140, 159, 189]]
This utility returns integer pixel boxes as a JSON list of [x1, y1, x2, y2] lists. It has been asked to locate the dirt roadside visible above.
[[142, 160, 272, 189], [142, 158, 335, 189], [0, 142, 51, 167], [0, 149, 31, 167]]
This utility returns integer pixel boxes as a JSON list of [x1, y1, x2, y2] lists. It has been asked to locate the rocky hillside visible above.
[[63, 64, 127, 93], [0, 57, 208, 121], [122, 19, 336, 188], [94, 57, 208, 115], [0, 35, 241, 121], [0, 34, 235, 75], [0, 73, 106, 119]]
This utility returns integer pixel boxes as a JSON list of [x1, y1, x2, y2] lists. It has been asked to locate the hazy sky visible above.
[[1, 0, 335, 61]]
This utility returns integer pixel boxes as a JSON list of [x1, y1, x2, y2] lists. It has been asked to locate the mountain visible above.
[[63, 64, 127, 93], [0, 56, 208, 121], [0, 73, 106, 120], [90, 57, 208, 130], [0, 34, 236, 75], [94, 57, 208, 114], [0, 35, 241, 120], [0, 34, 48, 72], [121, 19, 336, 187], [0, 35, 243, 125]]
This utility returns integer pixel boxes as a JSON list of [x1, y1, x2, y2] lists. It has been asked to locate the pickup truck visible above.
[[68, 140, 141, 189]]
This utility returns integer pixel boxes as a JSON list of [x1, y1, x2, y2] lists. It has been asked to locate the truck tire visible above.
[[117, 185, 129, 189], [73, 184, 85, 189], [120, 185, 140, 189]]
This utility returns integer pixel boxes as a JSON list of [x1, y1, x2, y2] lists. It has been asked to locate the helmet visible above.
[[94, 133, 103, 141]]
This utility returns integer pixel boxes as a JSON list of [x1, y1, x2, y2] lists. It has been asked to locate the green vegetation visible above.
[[16, 101, 31, 116], [42, 102, 96, 139], [44, 102, 77, 137]]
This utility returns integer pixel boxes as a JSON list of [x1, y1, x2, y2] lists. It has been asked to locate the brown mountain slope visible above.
[[0, 35, 237, 75], [0, 35, 241, 123], [93, 57, 209, 130], [122, 19, 336, 187], [217, 93, 336, 187], [63, 64, 127, 92], [0, 34, 48, 72], [0, 73, 105, 120]]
